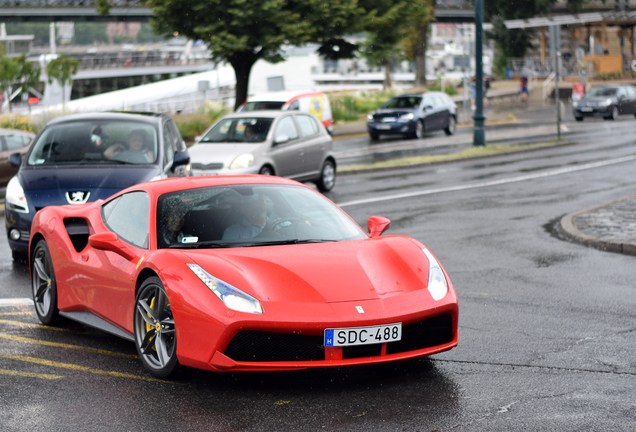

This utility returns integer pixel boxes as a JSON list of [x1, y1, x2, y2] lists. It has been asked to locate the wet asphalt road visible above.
[[1, 106, 635, 431]]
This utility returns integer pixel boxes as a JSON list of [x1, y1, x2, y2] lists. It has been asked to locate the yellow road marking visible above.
[[0, 311, 32, 317], [0, 319, 71, 332], [0, 368, 63, 380], [0, 334, 136, 360], [0, 354, 164, 383]]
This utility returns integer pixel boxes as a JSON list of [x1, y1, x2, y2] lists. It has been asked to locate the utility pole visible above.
[[473, 0, 485, 147]]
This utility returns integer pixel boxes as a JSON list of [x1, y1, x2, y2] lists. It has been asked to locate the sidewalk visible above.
[[558, 194, 636, 256]]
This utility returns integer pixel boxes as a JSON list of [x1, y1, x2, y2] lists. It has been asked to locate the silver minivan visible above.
[[189, 110, 337, 192]]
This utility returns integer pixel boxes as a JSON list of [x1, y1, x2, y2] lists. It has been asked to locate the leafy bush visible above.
[[0, 114, 41, 133], [174, 102, 229, 144]]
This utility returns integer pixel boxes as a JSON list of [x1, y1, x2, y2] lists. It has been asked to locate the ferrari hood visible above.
[[184, 237, 429, 304]]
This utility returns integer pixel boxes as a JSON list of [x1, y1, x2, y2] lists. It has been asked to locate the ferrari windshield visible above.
[[157, 184, 367, 249], [198, 117, 273, 143], [27, 120, 159, 166]]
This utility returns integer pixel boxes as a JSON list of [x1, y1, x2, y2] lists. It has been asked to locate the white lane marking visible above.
[[0, 299, 33, 307], [339, 154, 636, 207]]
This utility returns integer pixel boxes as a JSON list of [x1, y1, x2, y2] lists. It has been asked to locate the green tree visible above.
[[143, 0, 362, 109], [400, 0, 435, 87], [486, 0, 591, 77], [0, 56, 21, 112], [46, 56, 80, 108]]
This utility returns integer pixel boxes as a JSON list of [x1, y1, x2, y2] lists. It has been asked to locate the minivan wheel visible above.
[[317, 160, 336, 192]]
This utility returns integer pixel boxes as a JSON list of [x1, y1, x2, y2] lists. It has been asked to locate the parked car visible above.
[[29, 175, 458, 377], [572, 84, 636, 121], [367, 91, 457, 141], [5, 112, 191, 260], [0, 128, 35, 191], [238, 90, 334, 133], [189, 110, 336, 192]]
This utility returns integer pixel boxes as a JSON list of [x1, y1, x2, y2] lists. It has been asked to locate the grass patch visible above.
[[340, 139, 571, 173]]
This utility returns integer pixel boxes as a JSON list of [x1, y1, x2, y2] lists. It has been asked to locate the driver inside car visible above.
[[222, 194, 270, 241]]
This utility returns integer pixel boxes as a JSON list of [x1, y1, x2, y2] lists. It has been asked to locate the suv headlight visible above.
[[5, 177, 29, 214], [188, 264, 263, 314], [423, 248, 448, 301], [398, 113, 415, 122]]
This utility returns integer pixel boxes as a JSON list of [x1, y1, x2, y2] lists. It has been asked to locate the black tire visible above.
[[444, 115, 456, 136], [574, 116, 583, 122], [605, 107, 619, 120], [369, 132, 380, 141], [134, 277, 178, 378], [12, 249, 27, 262], [413, 120, 425, 139], [316, 159, 336, 192], [259, 165, 274, 176], [31, 240, 59, 325]]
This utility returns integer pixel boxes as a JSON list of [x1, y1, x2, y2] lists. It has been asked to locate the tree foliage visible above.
[[486, 0, 593, 76], [46, 56, 80, 86], [143, 0, 362, 109]]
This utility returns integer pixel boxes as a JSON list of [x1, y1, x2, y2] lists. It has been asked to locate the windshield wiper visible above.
[[242, 239, 336, 247], [168, 241, 233, 249]]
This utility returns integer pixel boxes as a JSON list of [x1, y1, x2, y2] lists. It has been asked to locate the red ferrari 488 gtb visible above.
[[29, 175, 458, 377]]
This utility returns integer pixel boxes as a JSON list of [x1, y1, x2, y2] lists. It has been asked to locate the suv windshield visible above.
[[27, 120, 159, 166]]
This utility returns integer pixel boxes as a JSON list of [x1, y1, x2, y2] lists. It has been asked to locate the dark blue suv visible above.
[[5, 112, 191, 260]]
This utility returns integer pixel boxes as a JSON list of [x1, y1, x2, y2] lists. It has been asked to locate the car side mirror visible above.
[[88, 232, 137, 261], [274, 135, 290, 145], [424, 105, 434, 110], [171, 150, 190, 173], [367, 215, 391, 238], [8, 152, 22, 167]]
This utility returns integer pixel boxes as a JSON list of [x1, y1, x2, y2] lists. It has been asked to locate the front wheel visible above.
[[412, 120, 425, 139], [444, 116, 456, 136], [574, 116, 583, 122], [316, 159, 336, 192], [134, 277, 178, 378], [605, 106, 619, 120], [259, 165, 274, 176], [31, 240, 59, 325]]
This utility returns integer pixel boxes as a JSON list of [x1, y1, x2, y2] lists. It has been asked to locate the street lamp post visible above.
[[473, 0, 485, 147]]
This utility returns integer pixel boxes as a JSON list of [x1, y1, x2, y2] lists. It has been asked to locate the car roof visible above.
[[116, 175, 305, 199], [220, 110, 303, 119], [45, 111, 165, 126], [0, 128, 35, 136], [246, 90, 326, 103]]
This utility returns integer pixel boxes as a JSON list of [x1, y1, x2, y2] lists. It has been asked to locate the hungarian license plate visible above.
[[580, 107, 593, 112], [324, 323, 402, 347]]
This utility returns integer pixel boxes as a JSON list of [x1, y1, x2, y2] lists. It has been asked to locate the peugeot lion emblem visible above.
[[66, 191, 90, 204]]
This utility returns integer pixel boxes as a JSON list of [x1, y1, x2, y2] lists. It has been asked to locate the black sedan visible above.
[[572, 84, 636, 121], [367, 92, 457, 141]]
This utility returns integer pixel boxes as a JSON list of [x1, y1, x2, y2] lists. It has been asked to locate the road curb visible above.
[[559, 198, 636, 257]]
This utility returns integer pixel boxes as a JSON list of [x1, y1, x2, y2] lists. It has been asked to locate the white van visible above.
[[239, 90, 334, 133]]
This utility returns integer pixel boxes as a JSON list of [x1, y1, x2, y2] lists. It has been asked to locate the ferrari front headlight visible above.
[[188, 264, 262, 314], [423, 248, 448, 301], [5, 176, 29, 214], [229, 153, 254, 170]]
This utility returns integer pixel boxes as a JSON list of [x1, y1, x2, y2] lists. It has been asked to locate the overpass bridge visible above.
[[1, 0, 476, 23]]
